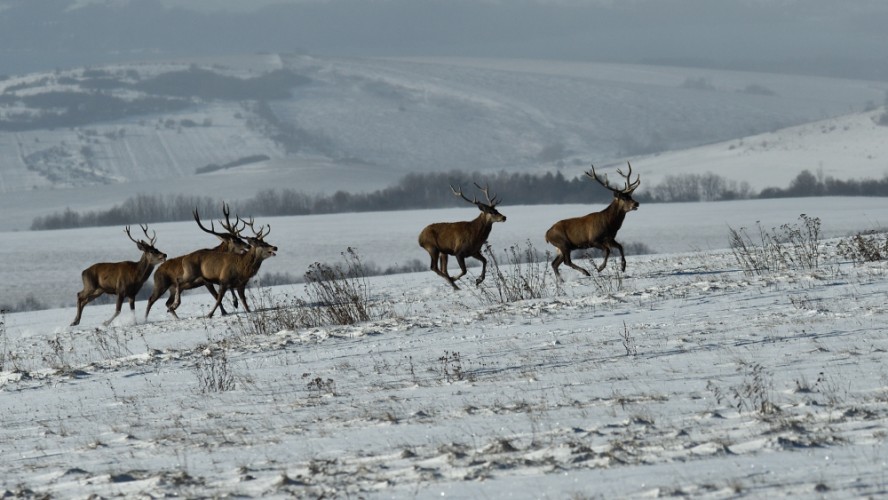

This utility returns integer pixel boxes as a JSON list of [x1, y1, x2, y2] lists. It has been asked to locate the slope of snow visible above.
[[625, 109, 888, 191], [2, 235, 887, 497], [0, 54, 884, 233]]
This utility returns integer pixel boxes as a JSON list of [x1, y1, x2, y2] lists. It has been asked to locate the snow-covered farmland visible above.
[[5, 197, 888, 310], [2, 221, 888, 497]]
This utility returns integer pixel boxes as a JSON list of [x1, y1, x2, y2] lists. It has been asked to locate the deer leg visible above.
[[230, 289, 239, 310], [551, 251, 565, 278], [439, 254, 450, 277], [441, 255, 460, 289], [596, 246, 612, 273], [145, 283, 169, 320], [236, 286, 250, 313], [164, 284, 181, 319], [128, 295, 138, 323], [204, 284, 229, 316], [103, 294, 125, 326], [71, 289, 103, 326], [563, 250, 591, 277], [452, 256, 469, 281], [70, 292, 89, 326], [611, 241, 627, 271], [471, 252, 487, 286], [206, 285, 229, 318], [170, 281, 184, 311]]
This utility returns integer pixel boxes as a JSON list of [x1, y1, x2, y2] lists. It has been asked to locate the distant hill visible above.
[[0, 54, 885, 231]]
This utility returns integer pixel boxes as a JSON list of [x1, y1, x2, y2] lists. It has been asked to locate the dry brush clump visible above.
[[837, 230, 888, 264], [729, 214, 822, 275], [234, 247, 388, 336], [475, 241, 555, 304], [193, 345, 236, 393]]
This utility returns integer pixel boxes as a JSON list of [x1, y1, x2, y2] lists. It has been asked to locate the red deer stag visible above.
[[71, 224, 166, 326], [171, 220, 278, 318], [545, 162, 640, 278], [145, 205, 249, 320], [418, 183, 507, 289]]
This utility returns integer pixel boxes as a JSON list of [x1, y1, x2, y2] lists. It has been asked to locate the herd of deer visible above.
[[70, 204, 278, 326], [70, 163, 640, 326]]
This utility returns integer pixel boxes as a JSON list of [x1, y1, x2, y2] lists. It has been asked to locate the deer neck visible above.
[[235, 248, 265, 277], [471, 213, 495, 240], [602, 200, 628, 230], [136, 254, 158, 284]]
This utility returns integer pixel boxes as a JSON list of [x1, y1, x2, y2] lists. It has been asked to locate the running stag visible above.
[[418, 183, 507, 289], [172, 219, 278, 318], [145, 205, 249, 320], [545, 162, 640, 278], [71, 224, 166, 326]]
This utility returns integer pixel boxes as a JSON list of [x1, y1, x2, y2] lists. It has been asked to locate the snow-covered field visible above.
[[3, 224, 888, 497], [6, 196, 888, 309], [2, 53, 888, 497]]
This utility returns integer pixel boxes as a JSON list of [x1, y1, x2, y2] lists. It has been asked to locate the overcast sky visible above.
[[1, 0, 886, 80]]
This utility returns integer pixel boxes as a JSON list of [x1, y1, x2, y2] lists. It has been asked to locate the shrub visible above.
[[298, 247, 376, 327], [837, 231, 888, 264], [475, 241, 554, 304], [194, 346, 236, 393], [729, 214, 822, 275]]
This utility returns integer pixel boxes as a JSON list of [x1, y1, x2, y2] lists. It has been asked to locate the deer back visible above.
[[420, 213, 495, 255]]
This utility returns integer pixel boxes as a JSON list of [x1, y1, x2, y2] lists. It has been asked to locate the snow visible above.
[[2, 54, 888, 497], [0, 55, 886, 232], [3, 227, 888, 497]]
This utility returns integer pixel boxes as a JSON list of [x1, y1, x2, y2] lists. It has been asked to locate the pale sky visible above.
[[1, 0, 886, 80]]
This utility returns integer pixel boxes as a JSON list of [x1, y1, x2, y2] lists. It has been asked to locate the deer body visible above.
[[145, 244, 240, 319], [546, 163, 640, 278], [171, 222, 277, 318], [418, 184, 506, 289], [71, 225, 166, 326], [145, 205, 249, 320]]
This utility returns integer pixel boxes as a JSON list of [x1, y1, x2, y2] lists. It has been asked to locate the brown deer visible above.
[[145, 205, 249, 320], [418, 183, 506, 289], [71, 224, 166, 326], [545, 162, 640, 278], [171, 220, 278, 318]]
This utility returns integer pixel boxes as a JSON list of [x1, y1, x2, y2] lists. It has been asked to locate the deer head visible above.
[[451, 182, 507, 223], [586, 162, 641, 213]]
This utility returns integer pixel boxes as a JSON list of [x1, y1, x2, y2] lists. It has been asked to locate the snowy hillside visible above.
[[3, 233, 888, 497], [628, 108, 888, 191], [0, 55, 885, 232]]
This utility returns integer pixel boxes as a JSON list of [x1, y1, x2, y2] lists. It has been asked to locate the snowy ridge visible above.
[[0, 55, 885, 233], [2, 244, 888, 497]]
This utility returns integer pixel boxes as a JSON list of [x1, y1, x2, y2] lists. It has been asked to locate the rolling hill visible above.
[[0, 54, 885, 231]]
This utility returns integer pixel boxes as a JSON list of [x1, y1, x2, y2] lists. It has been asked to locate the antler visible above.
[[125, 223, 156, 246], [450, 184, 477, 205], [450, 183, 501, 207], [242, 217, 271, 241], [586, 162, 640, 194], [473, 182, 501, 207], [218, 202, 243, 236]]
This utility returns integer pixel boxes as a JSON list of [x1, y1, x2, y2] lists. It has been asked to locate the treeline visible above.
[[30, 169, 888, 230], [759, 169, 888, 198]]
